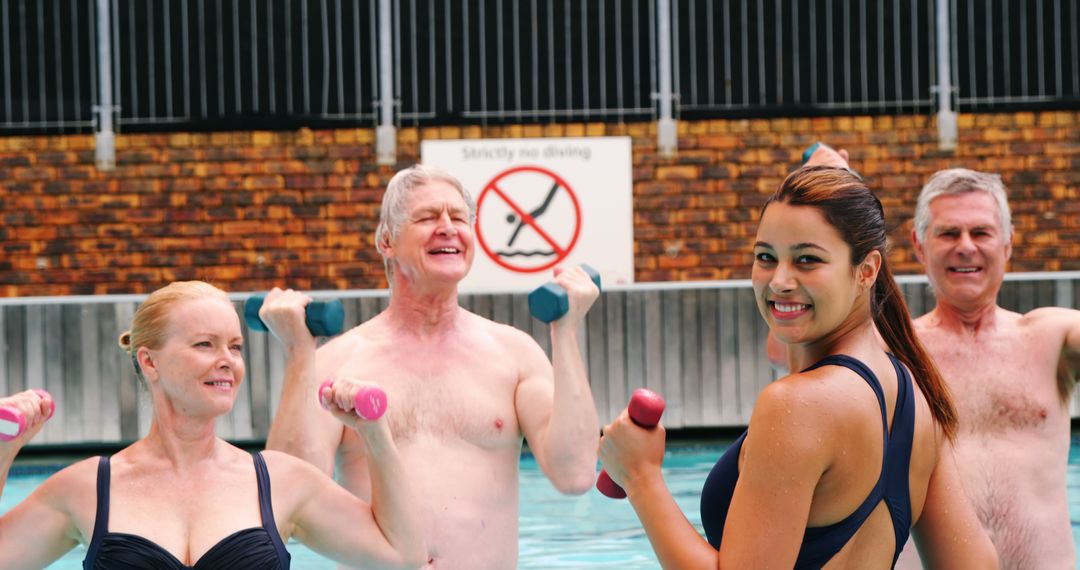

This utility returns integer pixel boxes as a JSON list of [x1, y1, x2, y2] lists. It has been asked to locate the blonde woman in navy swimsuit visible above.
[[0, 281, 426, 569], [599, 162, 999, 569]]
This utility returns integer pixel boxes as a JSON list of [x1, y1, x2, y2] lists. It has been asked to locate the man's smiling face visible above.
[[387, 180, 475, 287], [913, 191, 1012, 311]]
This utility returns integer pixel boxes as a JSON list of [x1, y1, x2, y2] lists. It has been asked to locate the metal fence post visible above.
[[656, 0, 677, 157], [1056, 278, 1074, 308], [95, 0, 115, 171], [376, 0, 395, 165], [935, 0, 957, 150]]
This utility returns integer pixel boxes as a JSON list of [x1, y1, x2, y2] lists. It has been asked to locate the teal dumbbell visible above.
[[528, 265, 602, 323], [802, 141, 863, 181], [801, 141, 829, 165], [244, 294, 345, 337]]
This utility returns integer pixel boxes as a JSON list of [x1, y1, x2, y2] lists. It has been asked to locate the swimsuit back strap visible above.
[[885, 354, 917, 564], [793, 355, 891, 569]]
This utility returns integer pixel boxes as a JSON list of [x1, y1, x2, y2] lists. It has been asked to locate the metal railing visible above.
[[109, 0, 381, 127], [414, 0, 659, 123], [672, 0, 938, 114], [953, 0, 1080, 109], [0, 0, 97, 131], [0, 0, 1077, 135]]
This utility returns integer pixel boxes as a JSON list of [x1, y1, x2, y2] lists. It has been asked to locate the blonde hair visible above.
[[119, 282, 231, 369]]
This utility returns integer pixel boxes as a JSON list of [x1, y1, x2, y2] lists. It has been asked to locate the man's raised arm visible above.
[[260, 288, 345, 475], [516, 267, 600, 495]]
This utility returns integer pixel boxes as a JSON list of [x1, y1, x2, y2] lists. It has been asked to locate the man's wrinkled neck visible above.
[[386, 277, 463, 336], [929, 298, 1000, 335]]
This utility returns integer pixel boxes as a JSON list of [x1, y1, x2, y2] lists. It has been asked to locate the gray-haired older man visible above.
[[260, 164, 601, 569], [904, 168, 1080, 569]]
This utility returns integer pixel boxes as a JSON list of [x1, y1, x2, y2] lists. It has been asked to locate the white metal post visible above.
[[656, 0, 677, 157], [936, 0, 957, 150], [95, 0, 115, 171], [376, 0, 396, 165]]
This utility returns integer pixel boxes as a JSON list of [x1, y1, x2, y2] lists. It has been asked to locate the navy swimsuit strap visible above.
[[885, 355, 915, 564], [83, 456, 111, 566], [803, 353, 914, 566], [796, 355, 891, 568], [252, 452, 291, 563]]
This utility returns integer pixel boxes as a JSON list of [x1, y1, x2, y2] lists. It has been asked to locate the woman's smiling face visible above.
[[139, 297, 245, 417], [751, 201, 865, 347]]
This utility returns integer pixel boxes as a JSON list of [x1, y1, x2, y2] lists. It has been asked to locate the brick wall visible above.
[[1, 111, 1078, 297]]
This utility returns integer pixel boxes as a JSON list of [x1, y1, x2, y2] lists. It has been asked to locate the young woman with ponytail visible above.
[[599, 165, 998, 569]]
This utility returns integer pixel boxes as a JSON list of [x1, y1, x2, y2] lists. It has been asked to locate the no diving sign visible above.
[[421, 137, 634, 292], [476, 165, 582, 274]]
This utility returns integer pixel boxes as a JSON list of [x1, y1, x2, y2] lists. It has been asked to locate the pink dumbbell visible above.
[[0, 389, 55, 442], [597, 388, 666, 499], [318, 379, 387, 421]]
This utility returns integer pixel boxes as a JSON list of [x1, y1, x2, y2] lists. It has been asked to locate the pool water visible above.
[[5, 436, 1080, 569]]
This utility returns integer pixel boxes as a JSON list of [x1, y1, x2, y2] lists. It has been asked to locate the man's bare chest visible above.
[[333, 344, 522, 447], [924, 329, 1065, 433]]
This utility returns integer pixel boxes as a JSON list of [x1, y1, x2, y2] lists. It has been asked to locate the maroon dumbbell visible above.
[[597, 388, 666, 499]]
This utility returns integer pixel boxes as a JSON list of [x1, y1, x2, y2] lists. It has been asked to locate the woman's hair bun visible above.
[[118, 331, 133, 353]]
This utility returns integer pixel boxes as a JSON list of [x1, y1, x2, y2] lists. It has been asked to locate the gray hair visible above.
[[914, 168, 1012, 242], [374, 164, 476, 283]]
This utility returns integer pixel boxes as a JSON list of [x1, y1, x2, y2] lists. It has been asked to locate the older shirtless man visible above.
[[905, 168, 1079, 569], [261, 165, 600, 569]]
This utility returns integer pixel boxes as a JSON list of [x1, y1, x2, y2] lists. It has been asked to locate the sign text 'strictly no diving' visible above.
[[460, 144, 593, 163]]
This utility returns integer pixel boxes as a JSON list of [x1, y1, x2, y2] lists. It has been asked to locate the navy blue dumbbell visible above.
[[802, 141, 863, 180], [244, 294, 345, 337], [528, 265, 602, 323]]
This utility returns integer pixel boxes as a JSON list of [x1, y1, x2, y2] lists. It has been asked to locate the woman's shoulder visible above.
[[258, 449, 327, 485], [763, 364, 869, 412], [742, 373, 845, 478], [750, 369, 850, 436], [256, 449, 337, 525], [752, 361, 888, 441], [259, 448, 308, 469], [42, 456, 100, 485], [31, 456, 101, 506]]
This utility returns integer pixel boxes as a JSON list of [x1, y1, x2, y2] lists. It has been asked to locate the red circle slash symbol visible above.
[[474, 166, 582, 273]]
